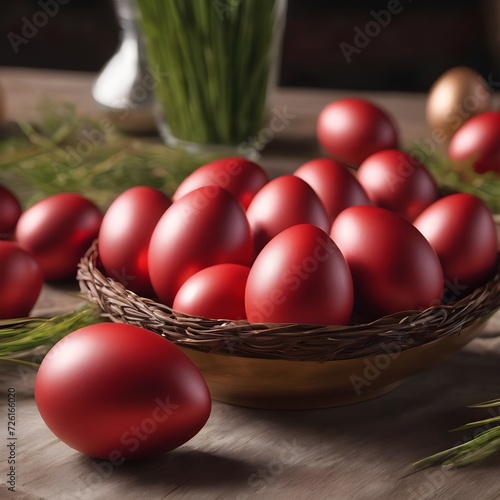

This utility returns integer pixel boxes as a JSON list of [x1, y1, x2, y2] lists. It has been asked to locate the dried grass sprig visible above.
[[412, 398, 500, 470], [408, 143, 499, 213], [0, 305, 100, 362]]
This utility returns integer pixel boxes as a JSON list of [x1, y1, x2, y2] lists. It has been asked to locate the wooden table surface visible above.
[[1, 68, 500, 500]]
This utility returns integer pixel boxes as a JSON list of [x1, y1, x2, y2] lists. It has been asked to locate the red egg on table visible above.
[[0, 185, 22, 239], [448, 111, 500, 174], [35, 323, 211, 460], [316, 97, 399, 167], [0, 241, 43, 319], [15, 193, 103, 281]]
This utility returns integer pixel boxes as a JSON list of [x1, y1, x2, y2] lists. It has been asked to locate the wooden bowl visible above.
[[178, 318, 485, 409]]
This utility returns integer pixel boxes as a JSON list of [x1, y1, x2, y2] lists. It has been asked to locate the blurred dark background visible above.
[[1, 0, 499, 92]]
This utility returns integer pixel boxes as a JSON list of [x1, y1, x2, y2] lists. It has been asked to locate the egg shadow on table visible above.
[[76, 447, 257, 489]]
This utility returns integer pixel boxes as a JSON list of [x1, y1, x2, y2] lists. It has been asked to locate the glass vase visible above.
[[135, 0, 288, 158], [92, 0, 157, 133]]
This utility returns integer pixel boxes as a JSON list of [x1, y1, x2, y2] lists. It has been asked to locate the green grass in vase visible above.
[[136, 0, 278, 146]]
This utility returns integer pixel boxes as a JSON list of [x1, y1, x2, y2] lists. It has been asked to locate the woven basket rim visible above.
[[77, 241, 500, 362]]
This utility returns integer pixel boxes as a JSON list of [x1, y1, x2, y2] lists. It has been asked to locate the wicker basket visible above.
[[77, 241, 500, 408]]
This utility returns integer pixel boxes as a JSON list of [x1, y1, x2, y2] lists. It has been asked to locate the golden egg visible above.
[[426, 66, 492, 141]]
